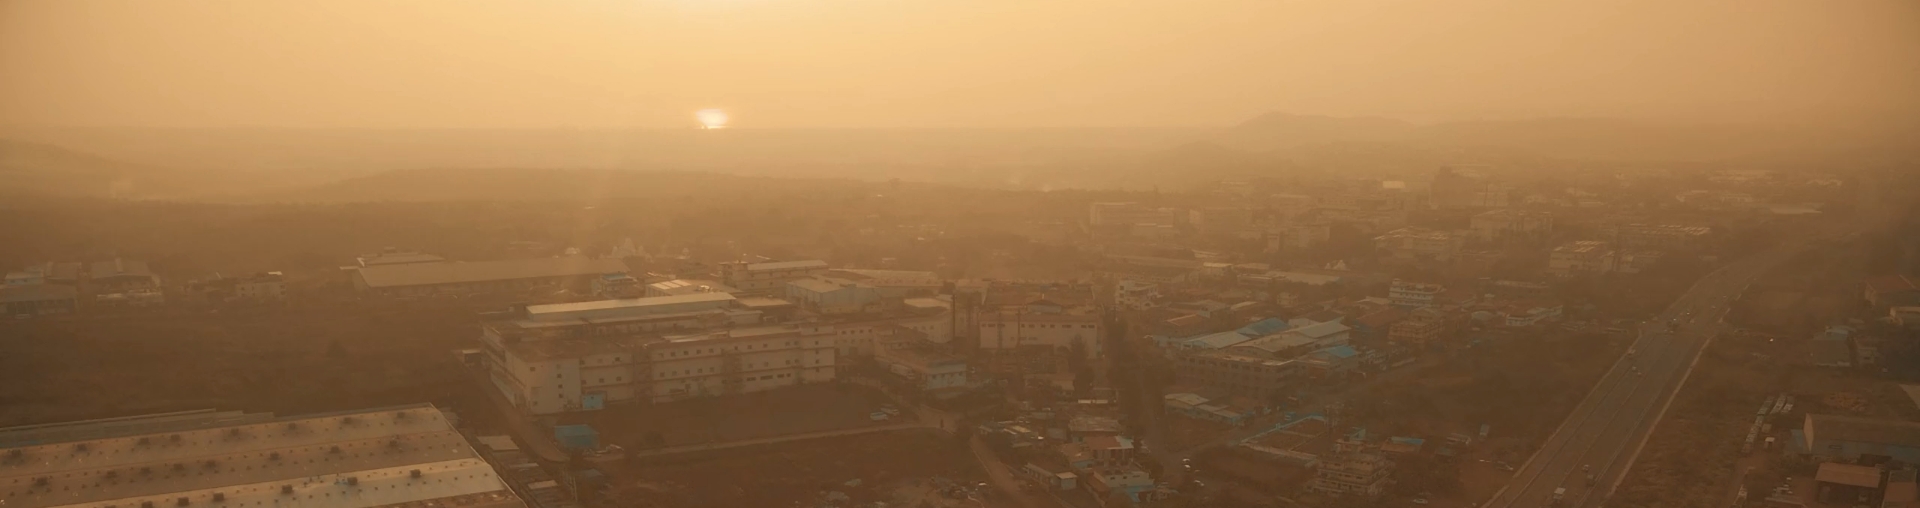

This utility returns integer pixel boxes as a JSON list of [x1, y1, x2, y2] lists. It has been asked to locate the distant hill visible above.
[[0, 139, 343, 200]]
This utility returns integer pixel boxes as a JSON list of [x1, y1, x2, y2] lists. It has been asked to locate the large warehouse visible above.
[[0, 405, 523, 508]]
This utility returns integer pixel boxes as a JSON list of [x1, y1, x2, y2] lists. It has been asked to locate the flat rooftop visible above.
[[524, 292, 735, 319], [0, 405, 519, 508]]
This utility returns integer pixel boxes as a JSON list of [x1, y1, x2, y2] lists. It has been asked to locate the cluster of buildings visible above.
[[2, 258, 170, 316], [979, 409, 1170, 503], [0, 405, 526, 508]]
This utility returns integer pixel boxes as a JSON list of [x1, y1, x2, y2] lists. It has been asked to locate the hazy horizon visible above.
[[5, 0, 1918, 130]]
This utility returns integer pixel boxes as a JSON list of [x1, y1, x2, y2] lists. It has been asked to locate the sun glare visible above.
[[695, 109, 729, 129]]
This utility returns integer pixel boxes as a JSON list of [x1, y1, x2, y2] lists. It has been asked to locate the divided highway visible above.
[[1485, 240, 1811, 508]]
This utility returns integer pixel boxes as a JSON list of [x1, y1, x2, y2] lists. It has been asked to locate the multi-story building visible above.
[[1190, 207, 1253, 233], [1271, 194, 1316, 223], [1310, 452, 1394, 497], [1115, 279, 1160, 310], [823, 269, 942, 298], [0, 284, 77, 316], [488, 324, 839, 414], [1388, 279, 1443, 308], [717, 259, 829, 294], [1602, 223, 1712, 250], [1501, 302, 1564, 327], [786, 277, 884, 315], [1548, 241, 1616, 277], [975, 310, 1103, 359], [1374, 227, 1462, 262], [0, 404, 524, 508], [1086, 464, 1158, 503], [1429, 166, 1509, 210], [1268, 223, 1331, 254], [875, 340, 969, 392], [1469, 209, 1553, 242], [1174, 352, 1299, 398], [1388, 307, 1450, 346]]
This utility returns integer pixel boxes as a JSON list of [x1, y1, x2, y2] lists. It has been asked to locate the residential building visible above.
[[1469, 209, 1553, 242], [644, 278, 736, 298], [0, 405, 524, 508], [1271, 194, 1316, 223], [874, 340, 969, 392], [1374, 227, 1463, 262], [592, 273, 642, 298], [1388, 279, 1443, 308], [1, 284, 77, 316], [1310, 452, 1394, 497], [1813, 463, 1885, 505], [1190, 207, 1253, 233], [1115, 279, 1160, 310], [717, 259, 829, 295], [1795, 414, 1920, 463], [1388, 307, 1450, 346], [1548, 241, 1616, 277], [487, 324, 837, 414], [1429, 166, 1509, 210], [352, 257, 629, 297], [785, 277, 883, 315], [1602, 223, 1712, 250]]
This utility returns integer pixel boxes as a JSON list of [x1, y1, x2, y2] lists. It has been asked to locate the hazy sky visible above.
[[3, 0, 1917, 129]]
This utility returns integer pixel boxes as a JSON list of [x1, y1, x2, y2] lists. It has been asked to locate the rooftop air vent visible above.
[[75, 443, 89, 452], [329, 446, 342, 454], [143, 501, 155, 508], [346, 477, 359, 486], [140, 467, 153, 476], [105, 470, 119, 479], [177, 497, 190, 507], [409, 469, 422, 479], [269, 452, 281, 461], [33, 477, 49, 487], [212, 493, 225, 502], [387, 439, 400, 448], [280, 486, 293, 496], [169, 434, 182, 443], [203, 460, 218, 469], [137, 437, 151, 446]]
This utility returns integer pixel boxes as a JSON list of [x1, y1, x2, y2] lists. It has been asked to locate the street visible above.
[[1485, 237, 1821, 508]]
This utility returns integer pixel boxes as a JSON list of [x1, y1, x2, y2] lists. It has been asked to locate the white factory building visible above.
[[0, 405, 521, 508]]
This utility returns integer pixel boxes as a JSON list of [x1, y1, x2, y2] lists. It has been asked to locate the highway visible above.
[[1485, 240, 1812, 508]]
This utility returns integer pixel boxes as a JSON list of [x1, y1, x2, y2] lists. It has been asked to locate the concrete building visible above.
[[1501, 302, 1564, 327], [1, 284, 78, 316], [1270, 194, 1316, 223], [1268, 223, 1331, 253], [1310, 452, 1394, 497], [0, 405, 523, 508], [1175, 352, 1299, 398], [1469, 209, 1553, 242], [786, 277, 884, 315], [1112, 279, 1159, 310], [643, 278, 736, 298], [1388, 307, 1450, 346], [976, 311, 1102, 358], [1388, 280, 1442, 308], [874, 340, 969, 391], [488, 324, 838, 414], [355, 249, 446, 267], [1374, 227, 1462, 262], [352, 257, 629, 297], [717, 259, 828, 295], [1866, 276, 1920, 310], [191, 272, 287, 303], [1086, 464, 1157, 503], [1229, 321, 1352, 360], [1190, 207, 1253, 233], [823, 269, 942, 298], [1548, 241, 1616, 277]]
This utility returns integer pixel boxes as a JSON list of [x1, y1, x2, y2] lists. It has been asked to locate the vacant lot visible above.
[[610, 429, 989, 508]]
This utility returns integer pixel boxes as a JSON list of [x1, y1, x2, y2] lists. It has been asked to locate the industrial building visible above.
[[874, 339, 970, 392], [1, 284, 77, 316], [0, 405, 523, 508], [351, 257, 629, 297], [643, 278, 736, 298], [717, 260, 828, 295]]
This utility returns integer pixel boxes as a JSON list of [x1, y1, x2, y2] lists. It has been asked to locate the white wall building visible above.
[[976, 311, 1103, 358], [1548, 241, 1616, 277], [1388, 280, 1442, 308], [1115, 280, 1160, 310]]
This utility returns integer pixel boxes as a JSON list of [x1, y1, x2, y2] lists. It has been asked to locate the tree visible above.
[[1073, 365, 1096, 396]]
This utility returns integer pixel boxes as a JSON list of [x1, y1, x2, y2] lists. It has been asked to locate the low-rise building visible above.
[[976, 311, 1102, 358], [90, 258, 159, 290], [1388, 307, 1451, 346], [0, 404, 524, 508], [1086, 464, 1157, 503], [1501, 302, 1564, 327], [1374, 227, 1462, 262], [644, 278, 736, 298], [823, 269, 942, 298], [190, 271, 287, 303], [1866, 275, 1920, 310], [1794, 414, 1920, 463], [1603, 223, 1712, 250], [875, 340, 969, 392], [1548, 241, 1616, 277], [718, 259, 828, 295], [1174, 353, 1298, 398], [1229, 320, 1352, 360], [785, 277, 883, 315], [1310, 452, 1394, 497]]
